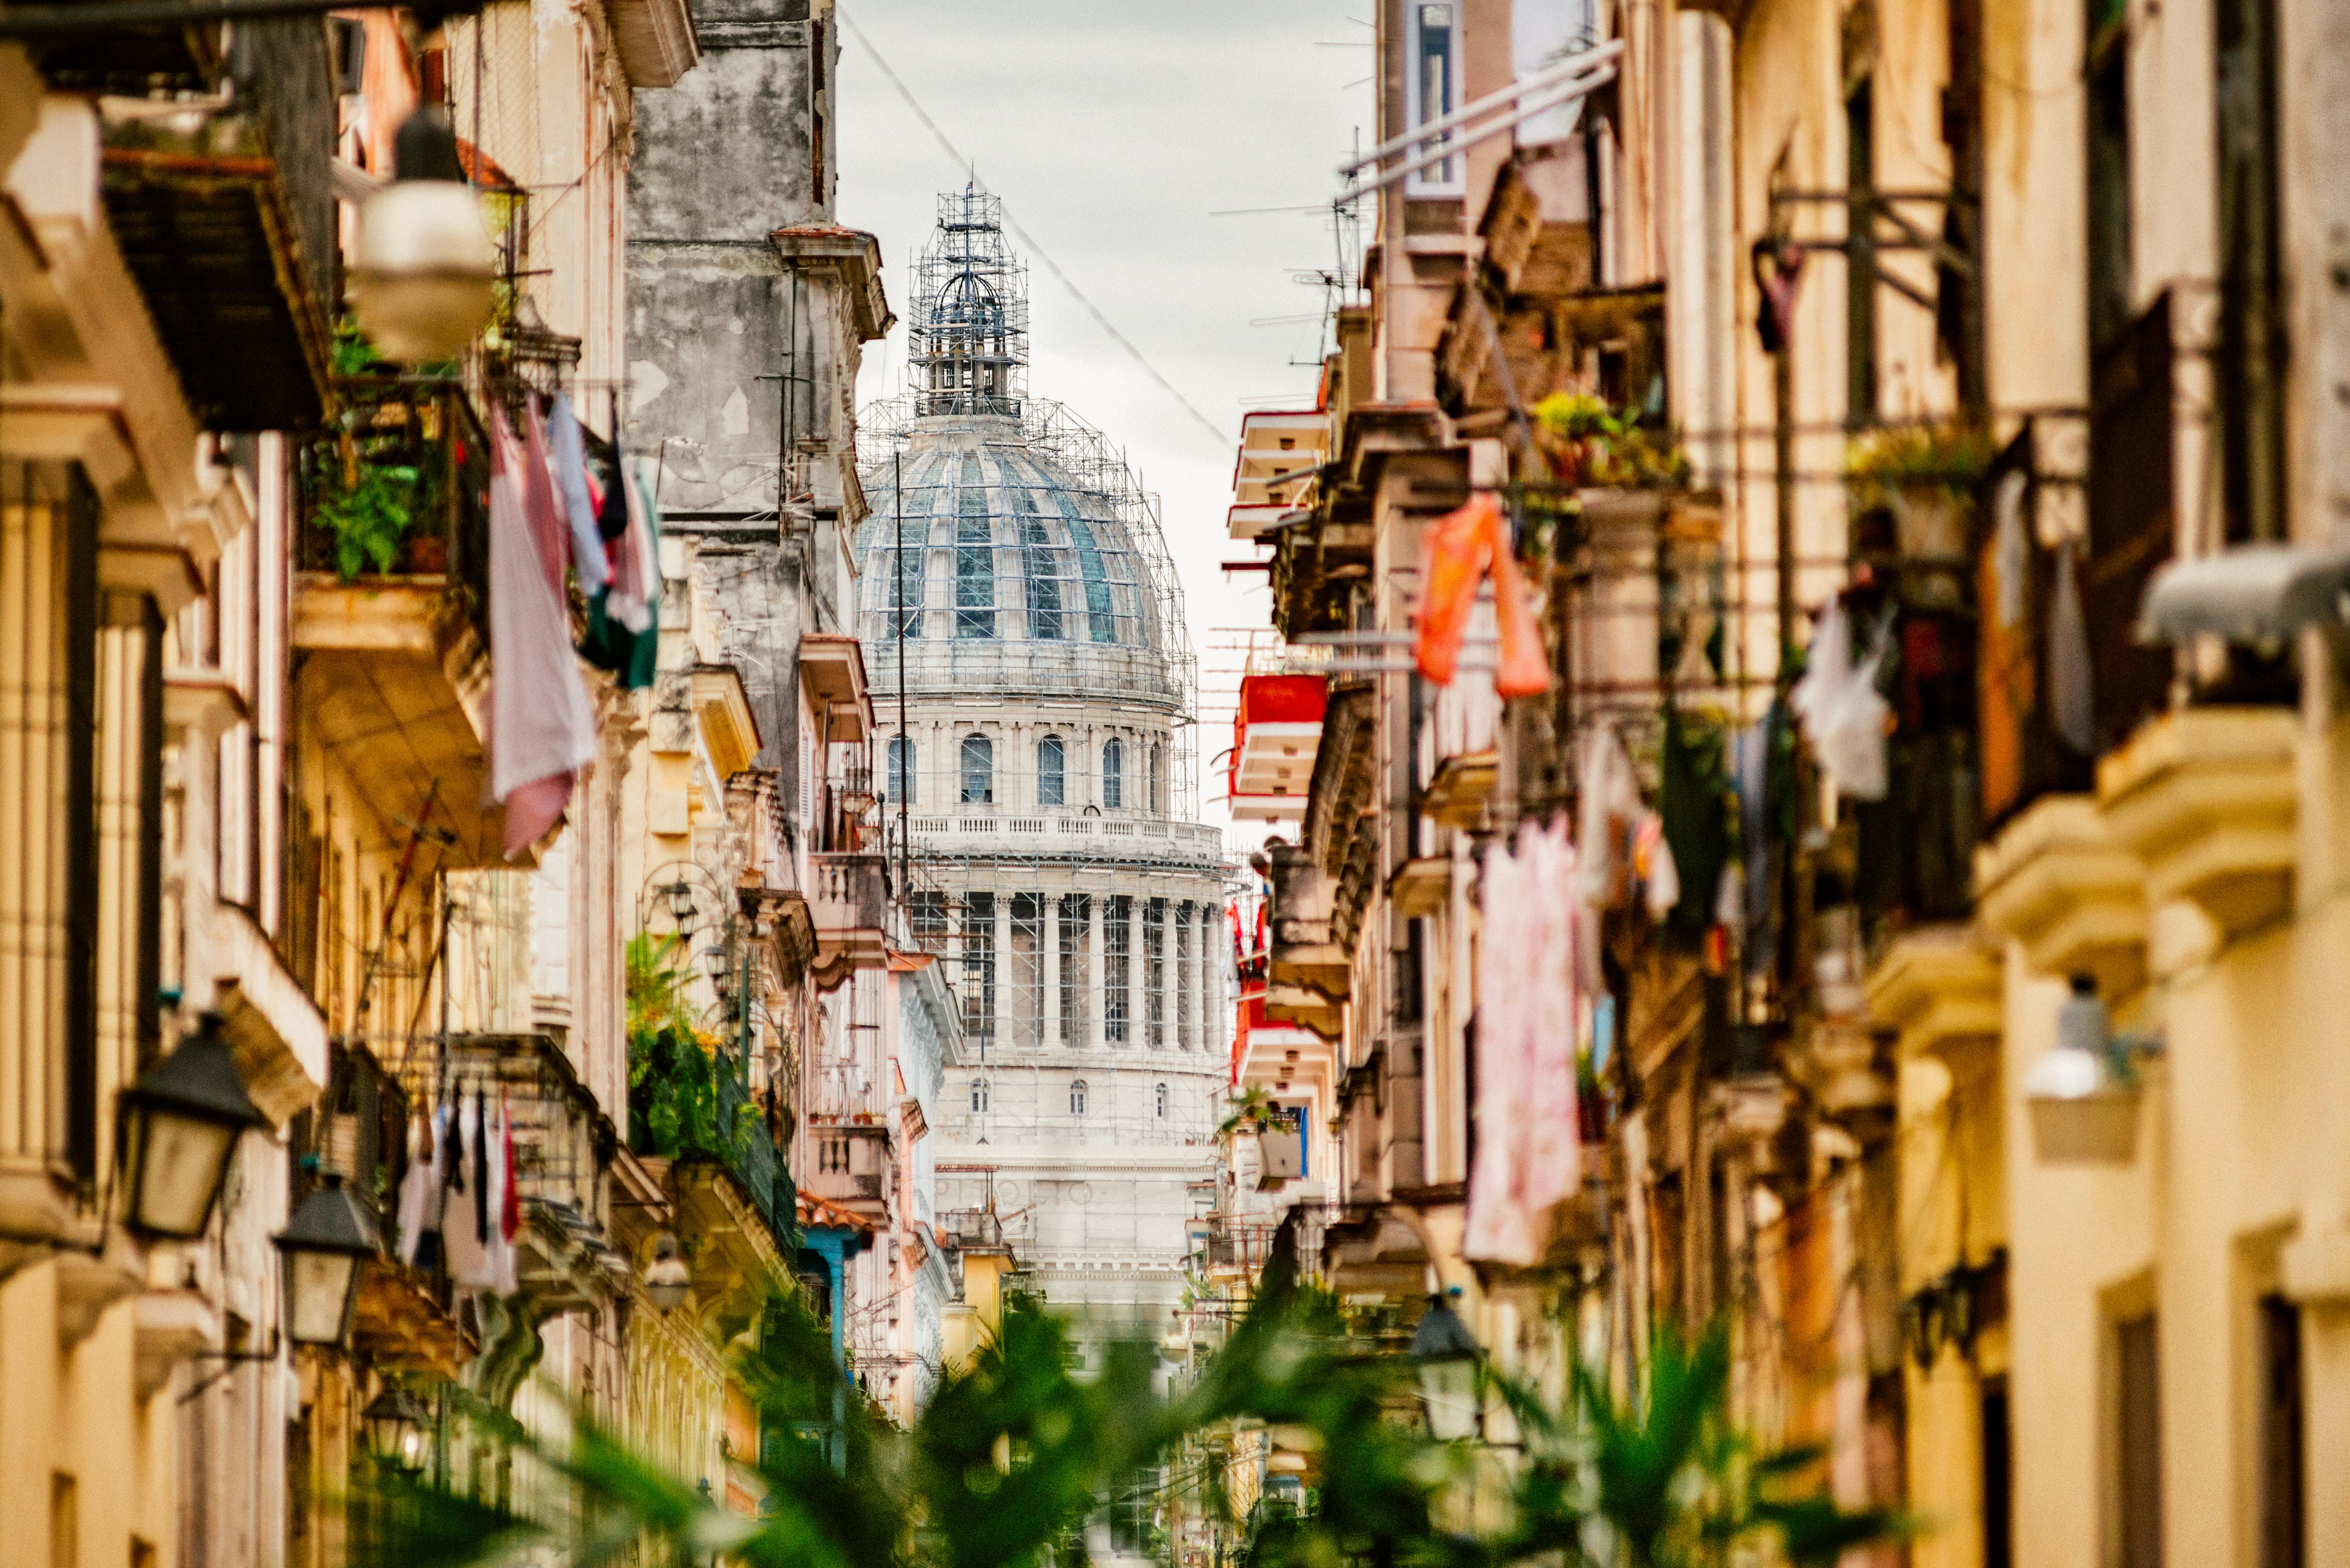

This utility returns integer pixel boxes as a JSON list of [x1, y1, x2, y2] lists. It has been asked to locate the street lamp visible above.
[[275, 1173, 379, 1349], [361, 1385, 432, 1474], [1410, 1287, 1482, 1441], [346, 106, 498, 363], [644, 1231, 692, 1312], [117, 1012, 269, 1240], [665, 881, 699, 930]]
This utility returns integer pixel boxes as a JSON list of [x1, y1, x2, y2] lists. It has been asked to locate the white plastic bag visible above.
[[1792, 599, 1891, 801]]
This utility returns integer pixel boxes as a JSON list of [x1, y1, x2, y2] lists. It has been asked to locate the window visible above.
[[1102, 737, 1124, 809], [1148, 742, 1164, 814], [1155, 1081, 1167, 1118], [971, 1078, 989, 1113], [1069, 1079, 1088, 1115], [1407, 4, 1462, 192], [2115, 1313, 2161, 1568], [2260, 1297, 2304, 1568], [2084, 0, 2131, 352], [1844, 66, 1878, 425], [888, 735, 915, 806], [962, 891, 996, 1040], [1037, 735, 1065, 806], [2214, 0, 2285, 542], [883, 526, 924, 639], [960, 735, 994, 804], [1144, 898, 1167, 1047], [1022, 512, 1065, 640], [954, 458, 995, 639], [1105, 895, 1132, 1043]]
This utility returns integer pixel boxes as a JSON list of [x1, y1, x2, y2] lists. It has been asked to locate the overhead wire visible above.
[[834, 5, 1234, 453]]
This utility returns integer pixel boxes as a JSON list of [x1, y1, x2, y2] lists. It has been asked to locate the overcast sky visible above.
[[836, 0, 1371, 841]]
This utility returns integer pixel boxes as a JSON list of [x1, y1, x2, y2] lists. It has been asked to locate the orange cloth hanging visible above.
[[1413, 492, 1553, 697]]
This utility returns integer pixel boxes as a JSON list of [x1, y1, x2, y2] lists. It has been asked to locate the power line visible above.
[[834, 6, 1234, 453]]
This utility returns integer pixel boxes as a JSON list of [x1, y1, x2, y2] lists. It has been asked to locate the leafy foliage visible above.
[[317, 460, 421, 579], [1532, 393, 1693, 489], [625, 933, 750, 1160], [347, 1259, 1904, 1568], [1844, 421, 1997, 510]]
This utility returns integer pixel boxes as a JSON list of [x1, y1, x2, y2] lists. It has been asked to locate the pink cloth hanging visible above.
[[1465, 818, 1582, 1266], [489, 409, 598, 858]]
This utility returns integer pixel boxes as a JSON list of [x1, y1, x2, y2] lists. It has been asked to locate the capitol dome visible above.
[[854, 411, 1185, 712], [853, 190, 1223, 1347]]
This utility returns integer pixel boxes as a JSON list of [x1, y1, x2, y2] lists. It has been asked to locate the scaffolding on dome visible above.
[[908, 186, 1030, 420]]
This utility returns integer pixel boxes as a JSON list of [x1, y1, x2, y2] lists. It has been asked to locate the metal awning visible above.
[[2137, 543, 2350, 644]]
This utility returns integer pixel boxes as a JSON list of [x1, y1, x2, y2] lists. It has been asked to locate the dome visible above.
[[856, 416, 1181, 711], [856, 191, 1187, 714]]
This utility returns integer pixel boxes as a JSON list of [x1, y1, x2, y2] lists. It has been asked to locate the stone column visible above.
[[0, 491, 77, 1204], [1041, 888, 1060, 1048], [992, 893, 1013, 1049]]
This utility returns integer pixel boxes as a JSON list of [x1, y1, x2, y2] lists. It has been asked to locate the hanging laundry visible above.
[[486, 1093, 518, 1295], [490, 409, 600, 858], [1658, 709, 1733, 938], [1465, 818, 1581, 1267], [395, 1113, 438, 1267], [1574, 722, 1643, 993], [546, 394, 610, 591], [1633, 812, 1680, 919], [1790, 597, 1892, 801], [2051, 535, 2095, 754], [1413, 492, 1552, 697], [445, 1091, 498, 1289]]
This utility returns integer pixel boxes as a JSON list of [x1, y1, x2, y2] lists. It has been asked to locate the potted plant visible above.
[[1846, 421, 1996, 568]]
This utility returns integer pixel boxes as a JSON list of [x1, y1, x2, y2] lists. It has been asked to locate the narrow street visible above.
[[0, 0, 2337, 1565]]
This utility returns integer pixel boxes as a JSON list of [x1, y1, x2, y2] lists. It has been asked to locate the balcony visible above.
[[631, 1034, 795, 1255], [86, 21, 337, 432], [292, 378, 511, 864], [1231, 673, 1326, 820], [2096, 706, 2297, 940], [800, 632, 873, 744], [1973, 795, 2147, 997], [1228, 409, 1329, 541], [803, 1122, 892, 1223], [810, 851, 889, 980], [1865, 926, 2003, 1067]]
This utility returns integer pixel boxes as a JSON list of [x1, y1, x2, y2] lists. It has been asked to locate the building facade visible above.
[[860, 193, 1226, 1365]]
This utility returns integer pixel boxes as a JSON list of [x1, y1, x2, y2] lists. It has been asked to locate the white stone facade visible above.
[[856, 194, 1224, 1342]]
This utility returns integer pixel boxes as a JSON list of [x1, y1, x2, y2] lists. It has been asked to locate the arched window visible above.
[[1155, 1082, 1167, 1118], [1070, 1079, 1088, 1115], [960, 734, 994, 804], [888, 735, 915, 806], [1037, 736, 1066, 806], [1147, 743, 1163, 814], [1102, 737, 1124, 809], [971, 1078, 989, 1113]]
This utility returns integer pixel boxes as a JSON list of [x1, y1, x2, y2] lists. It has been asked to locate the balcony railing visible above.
[[297, 376, 494, 648], [712, 1051, 794, 1245]]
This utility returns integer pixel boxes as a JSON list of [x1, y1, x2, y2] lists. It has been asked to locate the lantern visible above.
[[346, 107, 497, 363], [644, 1232, 691, 1312], [117, 1012, 268, 1240], [274, 1173, 378, 1349], [1410, 1288, 1482, 1441]]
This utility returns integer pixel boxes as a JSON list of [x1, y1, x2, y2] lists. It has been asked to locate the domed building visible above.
[[856, 191, 1227, 1363]]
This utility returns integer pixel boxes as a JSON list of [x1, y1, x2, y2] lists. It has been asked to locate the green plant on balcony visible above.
[[1845, 421, 1997, 566], [1532, 392, 1693, 489], [625, 933, 753, 1161], [1217, 1085, 1284, 1139], [315, 459, 422, 580]]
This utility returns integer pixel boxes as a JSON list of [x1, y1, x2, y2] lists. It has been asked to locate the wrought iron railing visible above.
[[296, 376, 494, 648], [711, 1048, 794, 1247]]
